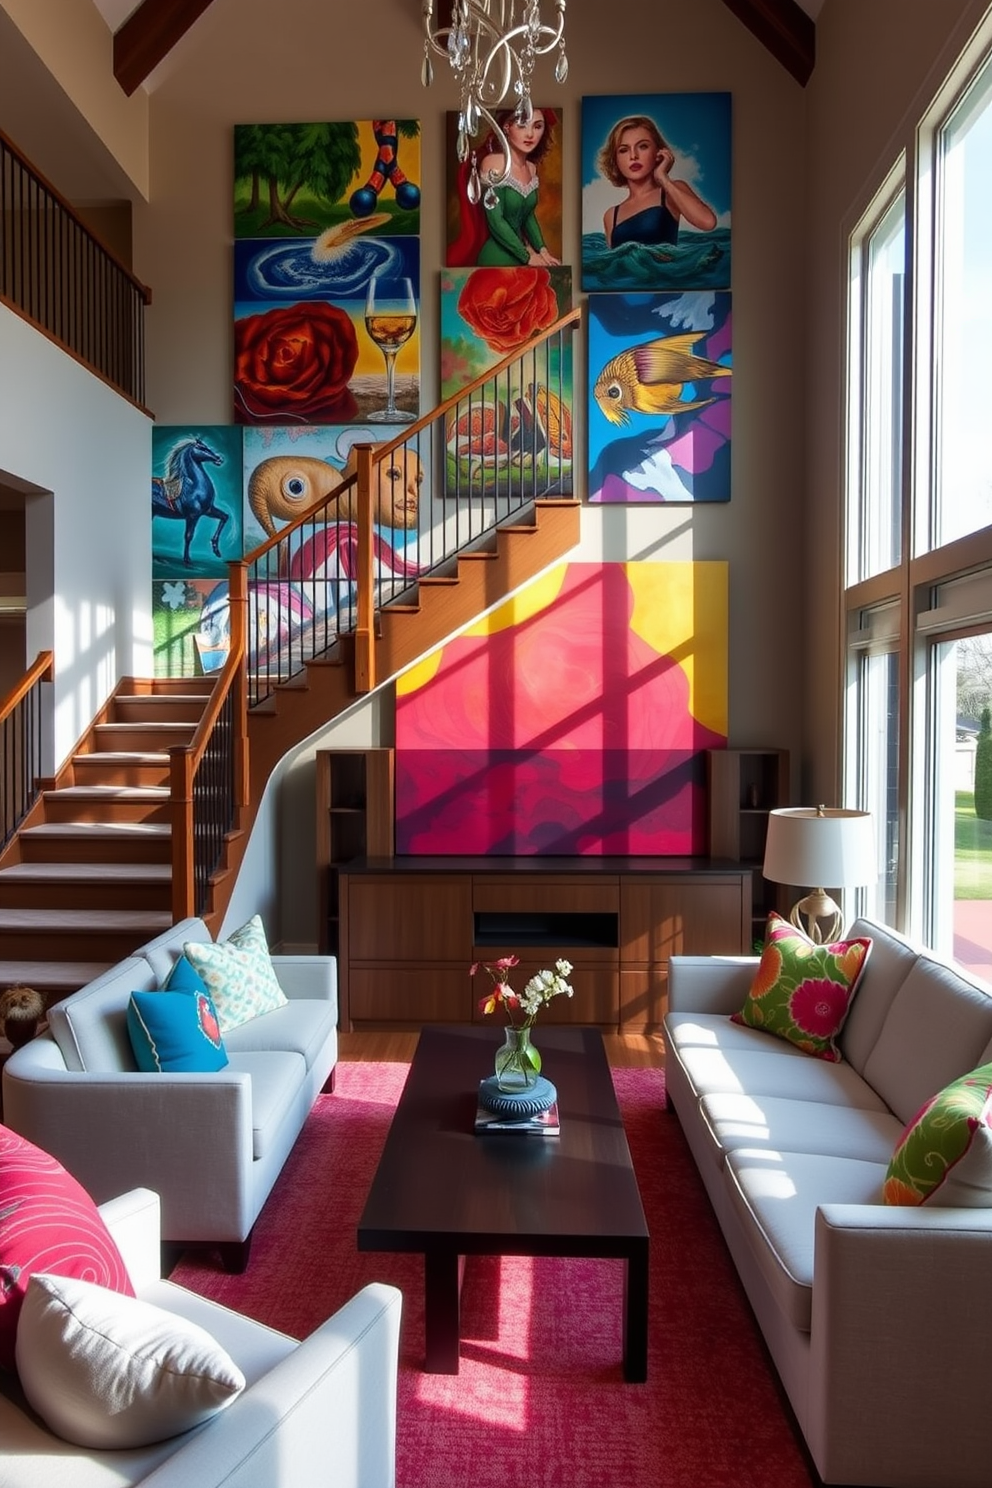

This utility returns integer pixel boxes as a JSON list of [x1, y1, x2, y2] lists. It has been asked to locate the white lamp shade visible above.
[[762, 807, 877, 890]]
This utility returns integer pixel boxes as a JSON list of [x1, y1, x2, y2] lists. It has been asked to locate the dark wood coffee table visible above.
[[357, 1024, 649, 1380]]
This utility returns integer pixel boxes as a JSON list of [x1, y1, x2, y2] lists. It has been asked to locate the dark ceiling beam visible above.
[[719, 0, 816, 86], [113, 0, 217, 96]]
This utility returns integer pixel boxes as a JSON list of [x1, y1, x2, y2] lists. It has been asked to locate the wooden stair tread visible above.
[[0, 961, 113, 991], [0, 908, 173, 931], [44, 786, 169, 800], [22, 822, 171, 839], [74, 751, 171, 764], [0, 863, 171, 883]]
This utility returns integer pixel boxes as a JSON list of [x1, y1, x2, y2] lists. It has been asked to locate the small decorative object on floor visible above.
[[0, 984, 46, 1050], [470, 954, 574, 1091]]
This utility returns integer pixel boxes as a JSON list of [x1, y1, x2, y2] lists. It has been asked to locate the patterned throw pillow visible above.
[[883, 1061, 992, 1206], [731, 911, 872, 1061], [127, 989, 228, 1073], [181, 914, 287, 1034], [0, 1125, 134, 1371]]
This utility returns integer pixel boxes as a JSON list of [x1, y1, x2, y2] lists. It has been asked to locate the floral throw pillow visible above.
[[181, 915, 287, 1035], [883, 1061, 992, 1206], [730, 911, 872, 1061]]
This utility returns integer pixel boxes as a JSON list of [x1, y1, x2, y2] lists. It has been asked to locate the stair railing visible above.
[[0, 128, 151, 408], [0, 651, 54, 854], [241, 305, 581, 707], [170, 569, 249, 920]]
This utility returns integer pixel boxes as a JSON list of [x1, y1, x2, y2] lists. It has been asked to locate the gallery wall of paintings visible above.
[[150, 94, 733, 857]]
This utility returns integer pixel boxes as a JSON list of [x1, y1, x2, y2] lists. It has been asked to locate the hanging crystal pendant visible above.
[[465, 96, 480, 134], [421, 48, 434, 87], [456, 125, 469, 162], [555, 47, 568, 83], [467, 164, 482, 205], [483, 185, 498, 210]]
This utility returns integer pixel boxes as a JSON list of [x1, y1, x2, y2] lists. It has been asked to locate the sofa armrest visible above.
[[139, 1283, 403, 1488], [98, 1188, 163, 1290], [272, 954, 337, 1007], [3, 1037, 253, 1230], [667, 955, 759, 1015], [809, 1203, 992, 1484]]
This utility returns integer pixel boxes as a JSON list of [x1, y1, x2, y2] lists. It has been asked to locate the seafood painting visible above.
[[440, 264, 573, 500], [588, 291, 732, 504]]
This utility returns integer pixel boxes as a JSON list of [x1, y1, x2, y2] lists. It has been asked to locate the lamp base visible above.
[[789, 890, 843, 945]]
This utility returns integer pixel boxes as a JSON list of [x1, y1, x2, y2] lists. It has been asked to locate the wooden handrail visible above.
[[0, 651, 53, 723], [170, 568, 248, 920]]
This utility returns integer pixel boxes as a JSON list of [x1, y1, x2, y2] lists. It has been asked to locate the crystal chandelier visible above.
[[421, 1, 568, 209]]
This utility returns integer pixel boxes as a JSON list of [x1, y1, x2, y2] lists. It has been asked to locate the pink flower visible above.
[[789, 978, 849, 1037]]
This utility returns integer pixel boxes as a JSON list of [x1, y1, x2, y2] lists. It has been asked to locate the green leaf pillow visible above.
[[883, 1061, 992, 1206], [731, 911, 872, 1061]]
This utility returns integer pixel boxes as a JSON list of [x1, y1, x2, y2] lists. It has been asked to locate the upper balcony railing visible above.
[[0, 129, 150, 407]]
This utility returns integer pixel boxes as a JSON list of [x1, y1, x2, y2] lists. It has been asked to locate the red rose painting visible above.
[[456, 265, 560, 355], [234, 302, 359, 424]]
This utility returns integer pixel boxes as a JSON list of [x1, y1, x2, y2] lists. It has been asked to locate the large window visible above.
[[845, 11, 992, 976], [931, 59, 992, 551]]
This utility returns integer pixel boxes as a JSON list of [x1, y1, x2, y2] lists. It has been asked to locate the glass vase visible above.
[[494, 1026, 542, 1092]]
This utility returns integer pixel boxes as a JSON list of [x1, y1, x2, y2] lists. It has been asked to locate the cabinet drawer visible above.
[[619, 969, 669, 1031], [349, 968, 469, 1024], [473, 879, 619, 915], [620, 879, 746, 963], [347, 876, 472, 962]]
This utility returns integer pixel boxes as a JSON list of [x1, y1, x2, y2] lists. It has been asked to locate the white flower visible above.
[[160, 581, 188, 611]]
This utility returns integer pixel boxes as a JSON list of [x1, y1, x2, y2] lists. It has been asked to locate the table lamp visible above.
[[762, 806, 876, 944]]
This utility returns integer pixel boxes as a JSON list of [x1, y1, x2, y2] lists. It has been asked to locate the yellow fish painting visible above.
[[593, 331, 732, 428]]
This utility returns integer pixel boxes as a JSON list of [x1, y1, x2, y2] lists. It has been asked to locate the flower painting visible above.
[[588, 291, 732, 503], [395, 560, 728, 855], [440, 263, 572, 500], [234, 121, 421, 425], [581, 92, 731, 293]]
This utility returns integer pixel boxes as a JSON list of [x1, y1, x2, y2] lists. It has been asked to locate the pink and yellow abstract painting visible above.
[[395, 560, 728, 855]]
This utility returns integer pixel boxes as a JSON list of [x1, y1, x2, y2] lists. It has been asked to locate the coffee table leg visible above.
[[623, 1239, 649, 1383], [424, 1250, 461, 1374]]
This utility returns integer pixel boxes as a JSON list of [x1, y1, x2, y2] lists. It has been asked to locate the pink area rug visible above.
[[172, 1063, 817, 1488]]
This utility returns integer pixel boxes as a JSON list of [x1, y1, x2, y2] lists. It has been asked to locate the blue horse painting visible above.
[[152, 436, 230, 568]]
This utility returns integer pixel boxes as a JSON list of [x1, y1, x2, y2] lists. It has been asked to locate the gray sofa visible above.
[[0, 1187, 401, 1488], [665, 915, 992, 1488], [1, 916, 337, 1270]]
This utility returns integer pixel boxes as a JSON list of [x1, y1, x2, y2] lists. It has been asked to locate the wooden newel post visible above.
[[169, 746, 195, 922], [228, 563, 250, 806], [354, 442, 376, 694]]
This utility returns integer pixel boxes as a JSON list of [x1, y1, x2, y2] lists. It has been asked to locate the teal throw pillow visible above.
[[163, 954, 208, 996], [181, 915, 287, 1034], [127, 990, 228, 1074]]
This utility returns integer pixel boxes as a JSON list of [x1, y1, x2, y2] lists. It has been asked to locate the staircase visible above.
[[0, 677, 216, 1005]]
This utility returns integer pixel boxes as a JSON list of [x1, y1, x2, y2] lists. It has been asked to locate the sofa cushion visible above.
[[226, 1052, 306, 1159], [724, 1149, 888, 1332], [127, 990, 228, 1074], [699, 1093, 905, 1168], [182, 916, 288, 1034], [46, 957, 156, 1073], [883, 1061, 992, 1206], [16, 1272, 244, 1449], [222, 999, 336, 1071], [838, 916, 919, 1073], [0, 1126, 134, 1372], [731, 913, 871, 1061], [670, 1040, 889, 1110], [137, 916, 212, 986], [863, 957, 992, 1125]]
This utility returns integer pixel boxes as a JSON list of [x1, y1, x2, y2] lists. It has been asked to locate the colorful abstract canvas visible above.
[[153, 577, 230, 678], [445, 107, 563, 267], [151, 426, 244, 578], [440, 264, 572, 500], [588, 291, 732, 503], [234, 121, 421, 425], [581, 93, 731, 292], [395, 561, 728, 855]]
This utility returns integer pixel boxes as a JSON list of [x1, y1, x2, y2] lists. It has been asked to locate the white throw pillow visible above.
[[16, 1272, 246, 1448], [182, 913, 288, 1033]]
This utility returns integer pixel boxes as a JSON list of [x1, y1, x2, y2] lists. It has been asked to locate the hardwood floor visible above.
[[338, 1030, 665, 1068]]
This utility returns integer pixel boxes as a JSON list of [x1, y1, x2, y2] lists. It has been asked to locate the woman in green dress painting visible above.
[[449, 109, 560, 269]]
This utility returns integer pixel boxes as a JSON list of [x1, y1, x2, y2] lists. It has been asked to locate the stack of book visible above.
[[474, 1094, 560, 1136]]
